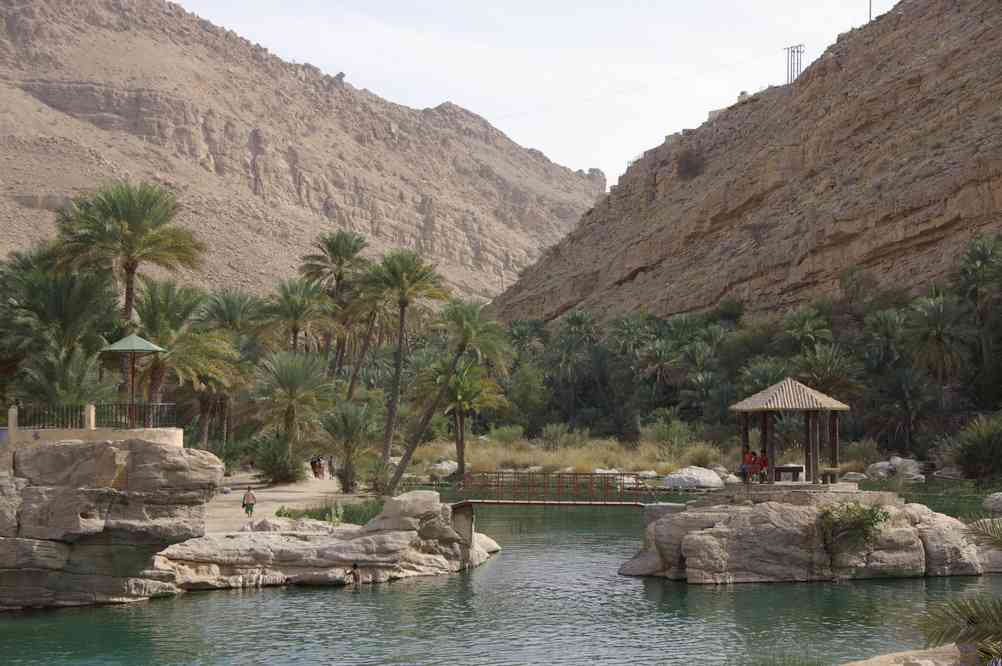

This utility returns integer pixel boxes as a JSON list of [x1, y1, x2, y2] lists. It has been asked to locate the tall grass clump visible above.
[[680, 442, 722, 468], [275, 497, 384, 526], [489, 425, 524, 444], [540, 423, 590, 450], [253, 433, 306, 484]]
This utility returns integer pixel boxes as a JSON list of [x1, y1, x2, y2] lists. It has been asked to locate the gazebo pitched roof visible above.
[[102, 334, 166, 354], [729, 377, 850, 413]]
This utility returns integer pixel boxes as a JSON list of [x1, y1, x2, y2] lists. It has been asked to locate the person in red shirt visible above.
[[741, 449, 759, 485], [757, 448, 770, 483]]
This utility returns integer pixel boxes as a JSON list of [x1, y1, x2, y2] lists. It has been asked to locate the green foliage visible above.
[[253, 433, 307, 484], [489, 425, 525, 444], [920, 596, 1002, 661], [818, 502, 890, 554], [842, 439, 881, 465], [278, 497, 384, 526], [953, 414, 1002, 480]]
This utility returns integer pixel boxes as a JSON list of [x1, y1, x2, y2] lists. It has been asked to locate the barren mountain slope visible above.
[[493, 0, 1002, 323], [0, 0, 604, 298]]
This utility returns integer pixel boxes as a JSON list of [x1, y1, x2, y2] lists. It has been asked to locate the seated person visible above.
[[757, 449, 770, 483], [742, 449, 759, 483]]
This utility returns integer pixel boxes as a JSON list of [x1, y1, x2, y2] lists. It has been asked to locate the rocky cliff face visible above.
[[0, 439, 224, 611], [494, 0, 1002, 322], [0, 0, 604, 299]]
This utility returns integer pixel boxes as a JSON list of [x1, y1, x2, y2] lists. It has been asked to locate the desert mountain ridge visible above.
[[0, 0, 605, 298], [493, 0, 1002, 324]]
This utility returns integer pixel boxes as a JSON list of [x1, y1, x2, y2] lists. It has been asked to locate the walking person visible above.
[[241, 488, 257, 523], [348, 562, 361, 586]]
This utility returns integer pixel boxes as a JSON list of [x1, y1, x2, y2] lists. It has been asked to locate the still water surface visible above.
[[3, 506, 999, 665]]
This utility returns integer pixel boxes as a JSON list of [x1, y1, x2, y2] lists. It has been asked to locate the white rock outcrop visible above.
[[620, 495, 985, 584], [1, 439, 224, 611], [155, 491, 498, 589], [662, 466, 724, 490], [840, 472, 868, 482], [429, 460, 459, 478]]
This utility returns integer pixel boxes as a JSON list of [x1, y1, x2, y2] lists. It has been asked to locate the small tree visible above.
[[322, 403, 377, 493]]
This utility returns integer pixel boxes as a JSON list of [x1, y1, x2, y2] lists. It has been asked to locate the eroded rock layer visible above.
[[0, 0, 604, 299], [494, 0, 1002, 322], [620, 491, 1001, 584], [0, 439, 224, 611], [155, 491, 500, 589]]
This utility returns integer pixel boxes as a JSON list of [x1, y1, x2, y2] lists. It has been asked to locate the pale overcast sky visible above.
[[176, 0, 897, 187]]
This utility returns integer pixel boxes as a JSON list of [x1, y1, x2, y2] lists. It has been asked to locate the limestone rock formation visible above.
[[0, 0, 604, 299], [984, 493, 1002, 515], [662, 466, 724, 490], [0, 439, 223, 611], [493, 0, 1002, 323], [155, 491, 500, 590], [620, 495, 986, 584]]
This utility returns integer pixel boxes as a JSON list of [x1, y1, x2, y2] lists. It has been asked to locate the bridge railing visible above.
[[456, 471, 659, 503]]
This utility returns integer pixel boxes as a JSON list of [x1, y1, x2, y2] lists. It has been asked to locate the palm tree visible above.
[[919, 515, 1002, 661], [344, 278, 395, 401], [134, 277, 240, 442], [907, 294, 974, 399], [54, 181, 205, 327], [300, 230, 369, 298], [419, 359, 506, 477], [795, 343, 862, 398], [738, 356, 789, 396], [508, 319, 548, 365], [954, 235, 1002, 403], [364, 250, 449, 464], [610, 312, 653, 363], [781, 307, 833, 350], [386, 300, 509, 494], [16, 346, 118, 405], [200, 289, 266, 337], [255, 351, 336, 454], [870, 366, 939, 451], [863, 309, 909, 372], [264, 278, 325, 353], [641, 337, 681, 400], [322, 402, 377, 493], [0, 250, 118, 360]]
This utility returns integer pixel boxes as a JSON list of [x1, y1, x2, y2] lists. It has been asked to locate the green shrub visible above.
[[818, 502, 890, 554], [341, 498, 385, 525], [489, 425, 525, 444], [642, 418, 697, 451], [952, 414, 1002, 480], [274, 498, 384, 526], [253, 433, 306, 484], [540, 423, 590, 450]]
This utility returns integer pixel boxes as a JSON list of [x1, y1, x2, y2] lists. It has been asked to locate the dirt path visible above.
[[205, 472, 368, 533]]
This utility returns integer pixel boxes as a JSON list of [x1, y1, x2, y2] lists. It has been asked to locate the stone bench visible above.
[[773, 465, 804, 482]]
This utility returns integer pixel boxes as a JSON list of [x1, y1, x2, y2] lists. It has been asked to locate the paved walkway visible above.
[[205, 471, 368, 533]]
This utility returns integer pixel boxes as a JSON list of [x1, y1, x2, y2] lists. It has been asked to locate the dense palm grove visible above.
[[2, 181, 1002, 490]]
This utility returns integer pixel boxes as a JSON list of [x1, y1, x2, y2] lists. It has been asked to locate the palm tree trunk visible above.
[[147, 363, 166, 403], [284, 405, 296, 456], [221, 394, 230, 445], [456, 411, 466, 478], [386, 345, 465, 495], [381, 303, 408, 464], [198, 393, 212, 448], [347, 311, 377, 401], [291, 327, 299, 354], [119, 262, 139, 396]]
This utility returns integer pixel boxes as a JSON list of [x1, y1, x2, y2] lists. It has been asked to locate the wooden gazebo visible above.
[[729, 378, 850, 484]]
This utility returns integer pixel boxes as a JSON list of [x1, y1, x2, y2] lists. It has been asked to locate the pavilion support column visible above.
[[741, 413, 750, 453], [829, 412, 840, 470], [803, 411, 813, 483], [761, 412, 774, 484], [812, 411, 822, 484]]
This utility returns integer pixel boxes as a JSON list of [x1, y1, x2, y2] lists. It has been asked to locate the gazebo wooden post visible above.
[[809, 410, 817, 482], [803, 411, 813, 483], [829, 412, 840, 470], [761, 411, 774, 484], [741, 413, 750, 453]]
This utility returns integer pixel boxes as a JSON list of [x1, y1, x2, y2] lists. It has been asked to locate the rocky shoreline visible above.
[[621, 488, 1001, 584], [0, 439, 499, 611]]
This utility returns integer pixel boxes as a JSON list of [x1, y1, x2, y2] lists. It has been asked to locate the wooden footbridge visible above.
[[447, 472, 663, 561]]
